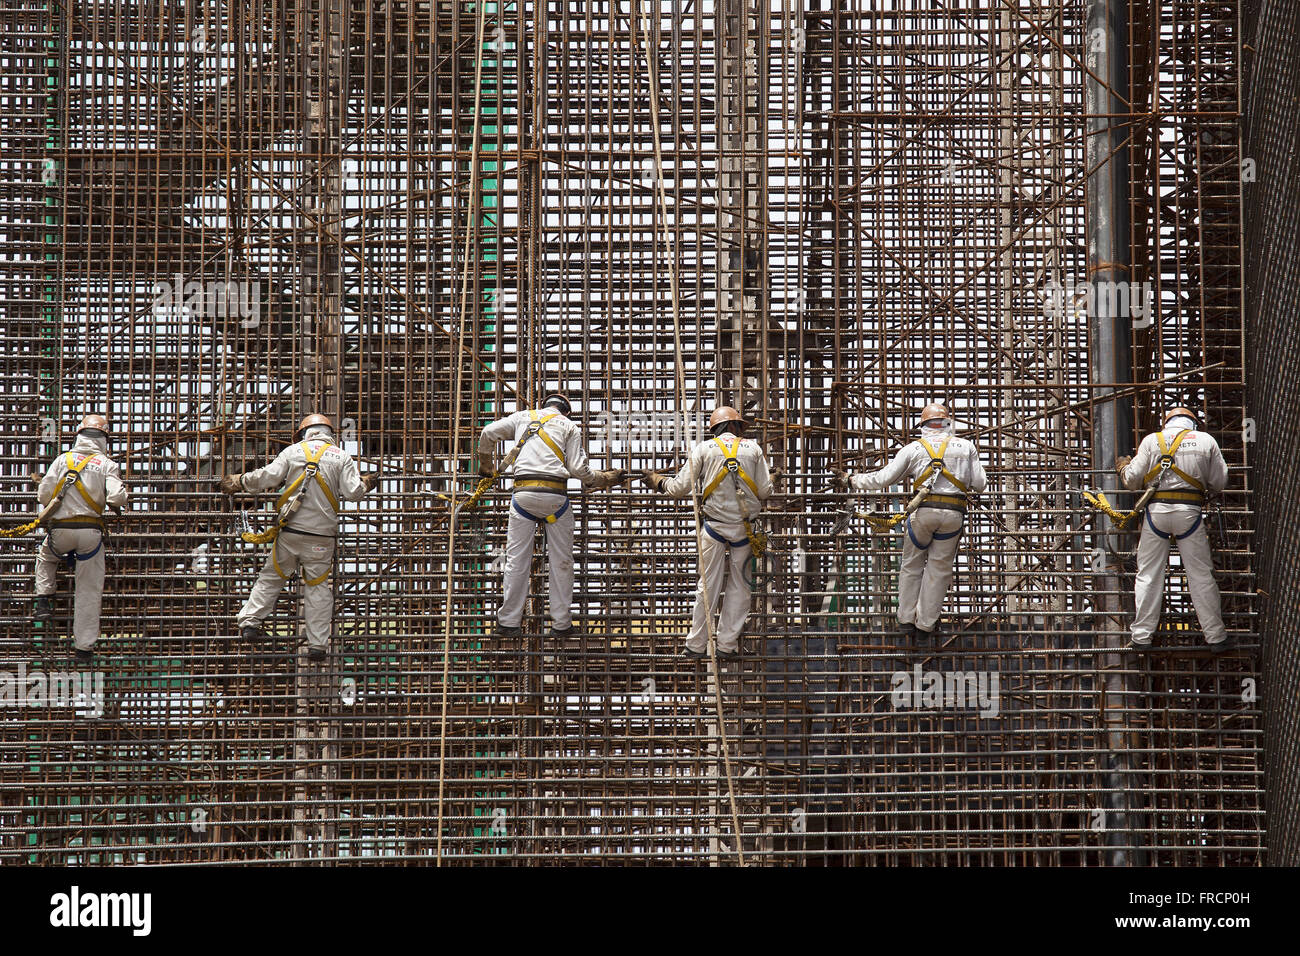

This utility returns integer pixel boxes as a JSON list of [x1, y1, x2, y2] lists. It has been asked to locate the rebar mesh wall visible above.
[[0, 0, 1260, 864], [1241, 0, 1300, 866]]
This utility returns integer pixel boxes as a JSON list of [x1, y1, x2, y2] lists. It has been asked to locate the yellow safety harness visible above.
[[1144, 429, 1204, 503], [241, 441, 337, 585], [860, 437, 966, 533], [701, 437, 767, 557], [451, 410, 567, 513], [1082, 429, 1202, 530], [1, 452, 105, 538]]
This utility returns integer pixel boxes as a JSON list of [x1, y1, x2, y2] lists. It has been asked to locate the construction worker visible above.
[[32, 414, 128, 662], [478, 392, 625, 638], [831, 402, 986, 647], [642, 406, 775, 660], [1116, 406, 1230, 653], [219, 413, 374, 661]]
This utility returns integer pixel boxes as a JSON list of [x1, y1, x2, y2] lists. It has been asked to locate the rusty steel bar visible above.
[[0, 0, 1260, 865]]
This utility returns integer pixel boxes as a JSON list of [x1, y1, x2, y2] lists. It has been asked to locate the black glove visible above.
[[830, 468, 850, 491]]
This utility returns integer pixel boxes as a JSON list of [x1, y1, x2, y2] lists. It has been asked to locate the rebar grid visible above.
[[0, 0, 1259, 864]]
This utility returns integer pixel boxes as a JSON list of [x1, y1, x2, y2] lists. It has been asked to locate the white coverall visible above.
[[235, 427, 368, 649], [35, 432, 128, 651], [659, 430, 774, 654], [849, 424, 987, 633], [479, 409, 603, 631], [1120, 419, 1229, 646]]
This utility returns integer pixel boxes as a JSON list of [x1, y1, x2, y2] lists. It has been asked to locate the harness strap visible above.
[[512, 495, 570, 525], [1145, 508, 1203, 541], [701, 437, 761, 501], [514, 478, 568, 492], [46, 530, 103, 565], [528, 410, 567, 466], [1143, 430, 1205, 490], [275, 441, 339, 513], [63, 452, 106, 514], [702, 518, 750, 548], [270, 537, 332, 585], [905, 517, 964, 551], [913, 437, 968, 495]]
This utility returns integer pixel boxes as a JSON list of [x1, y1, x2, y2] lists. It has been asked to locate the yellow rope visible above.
[[0, 517, 44, 538], [1082, 490, 1142, 531], [634, 0, 746, 865]]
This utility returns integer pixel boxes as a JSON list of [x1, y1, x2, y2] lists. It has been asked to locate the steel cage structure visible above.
[[0, 0, 1260, 864]]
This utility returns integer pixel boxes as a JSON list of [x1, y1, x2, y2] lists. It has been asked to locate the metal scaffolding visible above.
[[0, 0, 1260, 864]]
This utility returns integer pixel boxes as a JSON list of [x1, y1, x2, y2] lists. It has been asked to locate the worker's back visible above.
[[240, 436, 365, 534], [667, 430, 773, 524], [37, 432, 127, 524], [1122, 425, 1228, 512]]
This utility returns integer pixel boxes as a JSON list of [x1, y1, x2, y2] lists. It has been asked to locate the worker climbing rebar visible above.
[[219, 413, 375, 662], [642, 406, 776, 661], [832, 402, 986, 649], [1115, 406, 1230, 654], [30, 414, 128, 663], [478, 392, 626, 638]]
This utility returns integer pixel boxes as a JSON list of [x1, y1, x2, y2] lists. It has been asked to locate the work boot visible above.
[[681, 647, 706, 661], [1207, 637, 1232, 656], [33, 596, 52, 623], [1124, 638, 1152, 653], [307, 647, 327, 663], [239, 624, 262, 642], [550, 624, 583, 639], [494, 623, 522, 638], [74, 647, 94, 665], [717, 648, 739, 661], [898, 622, 917, 642], [914, 626, 936, 650]]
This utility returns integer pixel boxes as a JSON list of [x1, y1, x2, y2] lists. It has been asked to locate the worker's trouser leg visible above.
[[897, 509, 964, 632], [1132, 509, 1225, 645], [36, 529, 105, 652], [237, 532, 336, 649], [686, 521, 750, 654], [498, 491, 574, 630]]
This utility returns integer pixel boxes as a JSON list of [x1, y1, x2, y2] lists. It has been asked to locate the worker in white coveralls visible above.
[[642, 406, 776, 661], [33, 413, 129, 663], [478, 392, 625, 638], [220, 413, 375, 661], [1115, 406, 1230, 654], [832, 402, 986, 648]]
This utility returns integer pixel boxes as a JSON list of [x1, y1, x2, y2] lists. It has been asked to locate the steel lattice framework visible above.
[[0, 0, 1260, 864]]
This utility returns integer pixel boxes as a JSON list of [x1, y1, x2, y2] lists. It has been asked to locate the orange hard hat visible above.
[[295, 413, 334, 439], [918, 402, 950, 427], [1163, 406, 1200, 428], [708, 406, 745, 431], [77, 413, 109, 435]]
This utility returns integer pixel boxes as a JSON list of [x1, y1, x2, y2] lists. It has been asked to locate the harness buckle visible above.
[[724, 458, 739, 475]]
